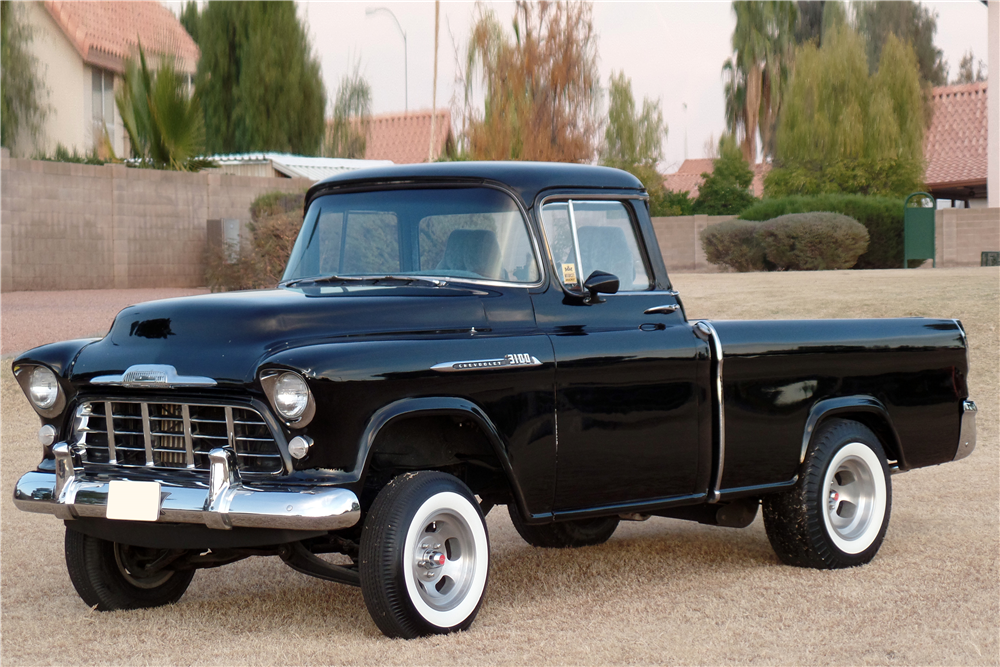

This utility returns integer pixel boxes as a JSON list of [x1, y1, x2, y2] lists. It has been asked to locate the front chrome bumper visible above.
[[954, 400, 977, 461], [13, 443, 360, 531]]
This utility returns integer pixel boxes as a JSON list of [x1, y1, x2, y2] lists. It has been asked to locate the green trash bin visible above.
[[904, 192, 936, 268]]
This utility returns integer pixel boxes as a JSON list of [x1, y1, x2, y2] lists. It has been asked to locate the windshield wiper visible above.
[[281, 275, 447, 288], [366, 275, 448, 287]]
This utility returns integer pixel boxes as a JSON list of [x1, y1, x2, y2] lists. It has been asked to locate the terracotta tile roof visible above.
[[675, 158, 715, 175], [361, 110, 454, 164], [663, 159, 769, 199], [924, 82, 988, 189], [662, 171, 708, 198], [44, 1, 199, 74]]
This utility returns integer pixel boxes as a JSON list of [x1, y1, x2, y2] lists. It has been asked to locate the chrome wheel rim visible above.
[[408, 509, 478, 613], [113, 544, 175, 589], [821, 442, 886, 554]]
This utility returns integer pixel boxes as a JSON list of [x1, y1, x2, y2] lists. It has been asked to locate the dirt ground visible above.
[[1, 268, 997, 666]]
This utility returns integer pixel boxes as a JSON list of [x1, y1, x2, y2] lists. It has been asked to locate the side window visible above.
[[539, 200, 651, 292]]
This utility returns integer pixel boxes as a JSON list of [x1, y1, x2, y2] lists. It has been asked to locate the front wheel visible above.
[[64, 528, 194, 610], [359, 472, 490, 639], [763, 419, 892, 569]]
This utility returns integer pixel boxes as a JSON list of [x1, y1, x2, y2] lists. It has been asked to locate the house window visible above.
[[92, 68, 115, 142]]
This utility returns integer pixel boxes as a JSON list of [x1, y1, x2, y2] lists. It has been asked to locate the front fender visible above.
[[354, 396, 531, 517]]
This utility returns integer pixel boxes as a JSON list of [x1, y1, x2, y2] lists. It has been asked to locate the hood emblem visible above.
[[91, 364, 217, 388], [431, 354, 542, 373]]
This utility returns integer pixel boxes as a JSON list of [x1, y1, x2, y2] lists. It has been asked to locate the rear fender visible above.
[[801, 396, 905, 469]]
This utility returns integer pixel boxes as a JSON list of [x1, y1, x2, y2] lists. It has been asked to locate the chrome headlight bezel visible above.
[[13, 364, 67, 418], [260, 370, 316, 428]]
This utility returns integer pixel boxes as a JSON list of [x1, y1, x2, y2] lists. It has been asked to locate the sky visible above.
[[171, 1, 992, 171]]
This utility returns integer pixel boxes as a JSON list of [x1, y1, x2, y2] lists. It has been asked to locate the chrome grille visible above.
[[75, 401, 283, 474]]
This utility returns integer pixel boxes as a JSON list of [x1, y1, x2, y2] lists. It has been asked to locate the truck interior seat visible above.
[[437, 229, 502, 279], [576, 226, 635, 287]]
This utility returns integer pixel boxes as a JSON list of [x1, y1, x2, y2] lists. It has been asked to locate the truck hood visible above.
[[71, 286, 489, 386]]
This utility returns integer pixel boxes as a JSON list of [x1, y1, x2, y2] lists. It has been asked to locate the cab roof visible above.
[[305, 161, 645, 209]]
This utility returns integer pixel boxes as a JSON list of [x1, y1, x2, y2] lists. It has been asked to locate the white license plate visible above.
[[106, 480, 162, 522]]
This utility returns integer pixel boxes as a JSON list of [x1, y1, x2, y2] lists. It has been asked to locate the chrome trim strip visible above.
[[91, 364, 217, 388], [955, 399, 977, 461], [694, 320, 726, 503], [140, 403, 154, 466], [225, 407, 236, 450], [13, 449, 361, 532], [181, 404, 195, 469], [567, 200, 586, 283], [431, 354, 542, 372], [104, 401, 118, 465]]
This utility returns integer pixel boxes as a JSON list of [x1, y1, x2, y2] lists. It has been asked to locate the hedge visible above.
[[700, 220, 767, 272], [738, 194, 903, 269], [757, 213, 869, 271]]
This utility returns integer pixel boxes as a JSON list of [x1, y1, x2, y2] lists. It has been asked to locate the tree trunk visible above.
[[743, 63, 761, 164]]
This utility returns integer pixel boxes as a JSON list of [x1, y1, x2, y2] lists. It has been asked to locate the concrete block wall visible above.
[[650, 215, 733, 273], [654, 210, 1000, 273], [935, 208, 1000, 267], [1, 153, 311, 291]]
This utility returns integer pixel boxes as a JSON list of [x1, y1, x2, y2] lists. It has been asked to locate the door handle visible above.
[[644, 304, 679, 315]]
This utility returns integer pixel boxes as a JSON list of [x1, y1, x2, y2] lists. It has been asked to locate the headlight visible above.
[[273, 372, 310, 420], [28, 366, 60, 410]]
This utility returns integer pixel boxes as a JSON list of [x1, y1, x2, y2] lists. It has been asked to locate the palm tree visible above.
[[722, 58, 747, 152], [116, 44, 211, 171], [325, 64, 372, 159], [726, 1, 797, 162]]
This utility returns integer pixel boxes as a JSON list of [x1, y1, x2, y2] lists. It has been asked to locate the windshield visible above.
[[282, 187, 541, 285]]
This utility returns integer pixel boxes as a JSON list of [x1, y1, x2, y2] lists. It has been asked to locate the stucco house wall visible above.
[[13, 1, 197, 159]]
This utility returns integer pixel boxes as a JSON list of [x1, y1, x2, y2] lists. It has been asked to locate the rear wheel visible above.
[[360, 472, 490, 639], [64, 527, 194, 610], [508, 504, 619, 548], [762, 419, 892, 569]]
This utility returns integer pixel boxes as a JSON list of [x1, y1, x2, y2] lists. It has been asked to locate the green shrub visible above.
[[206, 190, 306, 291], [250, 190, 305, 222], [699, 219, 767, 272], [757, 212, 869, 271], [738, 194, 903, 269], [649, 188, 695, 217], [692, 134, 759, 216]]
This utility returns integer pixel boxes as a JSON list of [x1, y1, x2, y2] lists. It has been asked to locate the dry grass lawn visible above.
[[2, 268, 997, 665]]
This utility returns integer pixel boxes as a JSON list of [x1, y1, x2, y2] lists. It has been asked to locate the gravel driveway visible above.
[[2, 269, 997, 665], [1, 288, 209, 357]]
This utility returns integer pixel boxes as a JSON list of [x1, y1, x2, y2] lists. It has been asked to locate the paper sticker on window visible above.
[[561, 263, 578, 286]]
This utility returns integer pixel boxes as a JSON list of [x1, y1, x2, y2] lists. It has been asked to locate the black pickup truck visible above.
[[13, 163, 977, 639]]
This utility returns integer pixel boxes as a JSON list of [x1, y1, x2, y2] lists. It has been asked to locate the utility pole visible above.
[[683, 102, 688, 161], [429, 0, 440, 161]]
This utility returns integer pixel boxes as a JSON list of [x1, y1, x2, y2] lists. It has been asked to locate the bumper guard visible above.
[[954, 400, 977, 462]]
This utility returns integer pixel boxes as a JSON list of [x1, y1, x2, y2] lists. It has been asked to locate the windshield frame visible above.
[[282, 182, 547, 290]]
